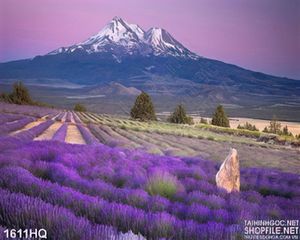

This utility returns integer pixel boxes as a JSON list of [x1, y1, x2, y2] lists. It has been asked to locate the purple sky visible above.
[[0, 0, 299, 79]]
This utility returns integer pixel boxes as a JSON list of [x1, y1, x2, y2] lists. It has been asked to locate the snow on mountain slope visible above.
[[48, 16, 199, 59], [79, 17, 144, 48], [145, 27, 198, 59]]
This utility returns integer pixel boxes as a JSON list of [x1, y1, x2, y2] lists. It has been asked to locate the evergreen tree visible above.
[[0, 93, 10, 102], [130, 92, 156, 121], [9, 82, 33, 105], [168, 104, 193, 124], [211, 105, 230, 127], [282, 125, 288, 135], [282, 125, 292, 136], [74, 103, 86, 112]]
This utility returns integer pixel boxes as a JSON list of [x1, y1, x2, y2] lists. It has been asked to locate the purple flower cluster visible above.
[[72, 112, 82, 123], [55, 112, 66, 122], [14, 120, 54, 141], [0, 113, 23, 125], [88, 123, 120, 147], [0, 116, 34, 135], [0, 102, 58, 118], [0, 137, 299, 239], [77, 124, 100, 145], [0, 188, 145, 240], [52, 124, 67, 142]]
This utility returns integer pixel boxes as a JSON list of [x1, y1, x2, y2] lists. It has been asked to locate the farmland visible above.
[[0, 102, 299, 239]]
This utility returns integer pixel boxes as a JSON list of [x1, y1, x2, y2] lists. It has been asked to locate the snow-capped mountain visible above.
[[2, 16, 299, 121], [48, 16, 198, 59]]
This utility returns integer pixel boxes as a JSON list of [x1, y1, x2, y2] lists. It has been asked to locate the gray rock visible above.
[[216, 148, 240, 193]]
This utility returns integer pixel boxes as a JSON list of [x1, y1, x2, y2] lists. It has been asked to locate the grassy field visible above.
[[226, 117, 299, 135], [79, 112, 299, 144], [78, 112, 300, 174]]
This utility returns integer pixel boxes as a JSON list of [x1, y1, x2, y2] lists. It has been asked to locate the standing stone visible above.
[[216, 148, 240, 192]]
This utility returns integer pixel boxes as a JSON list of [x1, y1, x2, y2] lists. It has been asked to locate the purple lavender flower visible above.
[[52, 123, 67, 141], [0, 117, 34, 135], [77, 124, 100, 145]]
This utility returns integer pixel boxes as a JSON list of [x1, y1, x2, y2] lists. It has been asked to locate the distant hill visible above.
[[88, 82, 141, 96]]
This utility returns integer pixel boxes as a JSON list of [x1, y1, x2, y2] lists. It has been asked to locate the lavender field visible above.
[[0, 103, 299, 240]]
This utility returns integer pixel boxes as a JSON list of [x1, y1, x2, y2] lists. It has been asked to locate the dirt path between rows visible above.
[[51, 113, 61, 121], [34, 122, 63, 141], [61, 112, 67, 122], [10, 120, 45, 136], [70, 113, 75, 124], [65, 124, 86, 144]]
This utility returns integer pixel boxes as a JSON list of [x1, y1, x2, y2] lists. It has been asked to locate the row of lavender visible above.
[[0, 115, 35, 136], [0, 109, 91, 144], [0, 137, 299, 239], [0, 112, 54, 140], [0, 102, 58, 118], [0, 189, 145, 240]]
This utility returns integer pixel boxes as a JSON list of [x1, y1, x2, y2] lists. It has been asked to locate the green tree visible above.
[[211, 105, 230, 127], [74, 103, 86, 112], [262, 126, 269, 133], [262, 117, 292, 136], [282, 125, 292, 136], [269, 118, 281, 134], [168, 104, 193, 124], [130, 92, 156, 121], [9, 82, 33, 105], [0, 93, 10, 102], [237, 122, 258, 131]]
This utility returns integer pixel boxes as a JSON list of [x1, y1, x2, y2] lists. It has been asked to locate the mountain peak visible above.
[[80, 16, 142, 45], [145, 27, 198, 59], [48, 17, 199, 59], [111, 16, 123, 21]]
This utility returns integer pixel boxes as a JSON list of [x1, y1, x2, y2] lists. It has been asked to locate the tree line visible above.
[[129, 91, 296, 137], [130, 91, 230, 127]]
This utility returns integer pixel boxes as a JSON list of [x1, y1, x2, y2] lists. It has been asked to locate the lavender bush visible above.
[[55, 112, 66, 122], [0, 117, 34, 135], [0, 113, 23, 125], [0, 102, 58, 118], [14, 120, 54, 141], [52, 124, 67, 142], [77, 124, 100, 145], [0, 188, 145, 240], [72, 112, 82, 123], [0, 136, 299, 239]]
